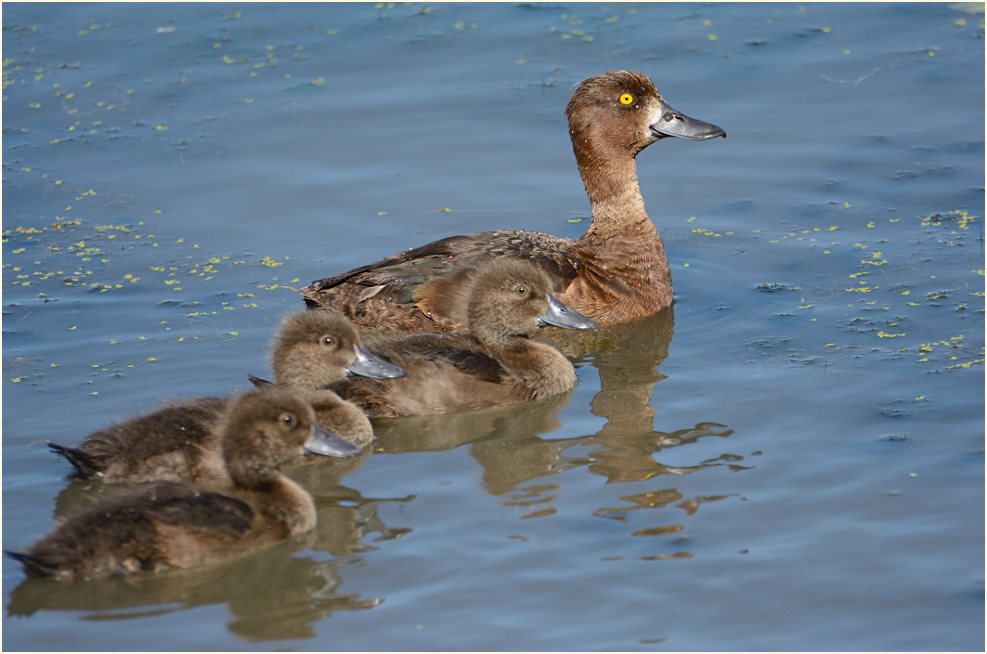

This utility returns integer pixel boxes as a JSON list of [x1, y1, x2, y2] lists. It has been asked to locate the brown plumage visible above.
[[251, 310, 404, 448], [8, 389, 333, 581], [300, 70, 725, 332], [48, 397, 228, 484], [47, 314, 380, 482], [330, 259, 595, 417]]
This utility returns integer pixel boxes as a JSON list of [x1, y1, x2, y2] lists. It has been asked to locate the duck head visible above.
[[273, 310, 404, 388], [467, 260, 597, 345], [567, 70, 725, 160], [221, 389, 362, 477]]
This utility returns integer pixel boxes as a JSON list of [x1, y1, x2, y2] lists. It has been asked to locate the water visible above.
[[3, 2, 984, 650]]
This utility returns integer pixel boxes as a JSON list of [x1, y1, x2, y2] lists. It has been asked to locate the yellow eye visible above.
[[619, 93, 634, 105], [515, 285, 528, 296]]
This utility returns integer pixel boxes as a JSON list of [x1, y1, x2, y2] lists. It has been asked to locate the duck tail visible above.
[[5, 550, 57, 578], [46, 442, 99, 479], [246, 372, 274, 388]]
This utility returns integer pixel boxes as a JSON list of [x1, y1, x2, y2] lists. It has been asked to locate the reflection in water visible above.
[[369, 307, 745, 561], [379, 306, 743, 504], [372, 388, 574, 451], [482, 307, 745, 560], [544, 305, 677, 436], [7, 538, 379, 641], [286, 453, 416, 556], [371, 387, 575, 454], [14, 452, 413, 641], [587, 422, 737, 484]]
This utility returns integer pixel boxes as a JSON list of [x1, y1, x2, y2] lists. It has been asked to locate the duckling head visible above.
[[273, 310, 404, 388], [466, 260, 595, 346], [220, 389, 360, 479]]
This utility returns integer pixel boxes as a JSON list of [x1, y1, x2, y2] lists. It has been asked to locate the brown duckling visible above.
[[8, 388, 340, 581], [48, 359, 366, 484], [248, 309, 405, 448], [330, 259, 596, 417], [300, 70, 725, 331]]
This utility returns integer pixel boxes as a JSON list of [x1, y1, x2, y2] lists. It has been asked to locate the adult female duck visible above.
[[300, 70, 725, 332]]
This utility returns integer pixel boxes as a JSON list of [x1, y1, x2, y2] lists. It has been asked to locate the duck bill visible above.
[[346, 346, 406, 379], [538, 295, 598, 330], [303, 424, 363, 458], [650, 105, 726, 141]]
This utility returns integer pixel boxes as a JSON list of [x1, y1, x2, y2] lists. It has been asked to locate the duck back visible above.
[[8, 486, 255, 580], [49, 397, 227, 484], [302, 231, 581, 333], [334, 331, 531, 417]]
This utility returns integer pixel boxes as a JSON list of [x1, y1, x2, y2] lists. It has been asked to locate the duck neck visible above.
[[574, 146, 655, 244], [300, 389, 374, 448], [283, 382, 334, 405], [277, 364, 340, 392], [470, 321, 533, 352], [229, 463, 283, 494], [492, 339, 576, 399], [235, 471, 317, 535]]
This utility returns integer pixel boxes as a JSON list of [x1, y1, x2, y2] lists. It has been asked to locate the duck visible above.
[[248, 309, 405, 448], [7, 388, 340, 581], [45, 327, 381, 482], [299, 70, 725, 332], [330, 259, 597, 417]]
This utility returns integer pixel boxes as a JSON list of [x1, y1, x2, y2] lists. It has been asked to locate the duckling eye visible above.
[[321, 335, 335, 347], [619, 93, 634, 105], [279, 413, 296, 428], [514, 285, 528, 296]]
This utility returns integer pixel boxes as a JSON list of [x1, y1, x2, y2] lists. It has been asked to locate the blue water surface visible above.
[[3, 3, 984, 651]]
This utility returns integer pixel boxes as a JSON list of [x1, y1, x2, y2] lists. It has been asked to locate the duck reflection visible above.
[[371, 387, 575, 454], [285, 452, 415, 556], [7, 537, 379, 641], [378, 307, 741, 495]]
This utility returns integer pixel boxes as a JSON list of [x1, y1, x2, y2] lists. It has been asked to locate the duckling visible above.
[[8, 388, 340, 581], [330, 259, 596, 417], [300, 70, 725, 331], [248, 309, 405, 448], [48, 353, 367, 483]]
